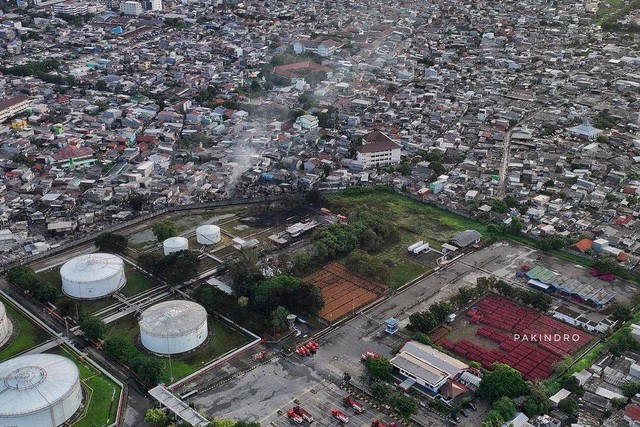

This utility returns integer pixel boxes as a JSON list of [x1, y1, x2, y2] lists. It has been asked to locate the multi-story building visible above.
[[142, 0, 161, 11], [0, 95, 30, 123], [355, 131, 402, 168], [120, 0, 142, 15], [53, 1, 89, 15]]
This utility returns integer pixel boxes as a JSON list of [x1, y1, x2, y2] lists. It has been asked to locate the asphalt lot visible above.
[[190, 355, 400, 425]]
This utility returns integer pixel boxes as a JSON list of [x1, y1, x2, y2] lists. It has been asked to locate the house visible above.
[[501, 413, 534, 427], [624, 403, 640, 427], [389, 341, 468, 394], [295, 114, 319, 130], [548, 389, 571, 408], [450, 230, 482, 248], [355, 131, 402, 168], [567, 122, 603, 140]]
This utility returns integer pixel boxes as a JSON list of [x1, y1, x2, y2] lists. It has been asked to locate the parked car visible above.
[[460, 408, 470, 417], [468, 402, 477, 411]]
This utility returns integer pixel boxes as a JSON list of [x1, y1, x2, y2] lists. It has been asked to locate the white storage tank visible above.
[[0, 354, 82, 427], [0, 301, 10, 346], [60, 253, 126, 300], [139, 300, 208, 355], [163, 236, 189, 256], [196, 225, 221, 245]]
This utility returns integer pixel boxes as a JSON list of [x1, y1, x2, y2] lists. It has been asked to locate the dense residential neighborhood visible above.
[[1, 0, 640, 426]]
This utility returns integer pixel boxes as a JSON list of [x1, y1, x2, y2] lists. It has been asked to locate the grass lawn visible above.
[[326, 188, 488, 288], [0, 297, 51, 362], [220, 219, 260, 237], [50, 346, 121, 427], [37, 265, 157, 315], [593, 0, 636, 23], [106, 312, 251, 382]]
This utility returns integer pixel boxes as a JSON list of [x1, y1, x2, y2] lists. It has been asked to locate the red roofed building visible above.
[[614, 215, 634, 227], [624, 404, 640, 426], [52, 145, 93, 163], [571, 239, 593, 253], [355, 131, 402, 168]]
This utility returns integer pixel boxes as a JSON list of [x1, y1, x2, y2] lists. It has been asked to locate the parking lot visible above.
[[190, 355, 405, 425]]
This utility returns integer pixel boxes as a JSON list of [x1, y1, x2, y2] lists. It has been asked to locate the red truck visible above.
[[331, 408, 349, 423], [361, 350, 381, 361], [287, 409, 303, 424], [343, 395, 365, 413], [292, 405, 314, 423]]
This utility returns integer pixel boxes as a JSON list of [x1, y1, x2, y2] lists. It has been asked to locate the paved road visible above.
[[497, 110, 539, 198]]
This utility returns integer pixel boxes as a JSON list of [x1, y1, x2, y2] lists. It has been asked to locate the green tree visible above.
[[407, 311, 437, 333], [389, 393, 418, 421], [612, 302, 632, 321], [370, 382, 391, 401], [429, 301, 453, 323], [396, 162, 412, 176], [151, 221, 178, 242], [491, 199, 509, 214], [210, 419, 236, 427], [271, 306, 290, 333], [79, 314, 108, 341], [252, 276, 324, 315], [144, 408, 168, 426], [95, 232, 128, 254], [365, 356, 393, 381], [492, 396, 516, 420], [482, 410, 505, 427], [95, 79, 107, 91], [228, 249, 263, 296], [33, 283, 57, 304], [235, 422, 261, 427], [430, 161, 445, 177], [103, 336, 136, 361], [345, 249, 390, 282], [155, 250, 200, 285], [7, 266, 38, 291], [503, 195, 519, 208], [136, 357, 163, 385], [591, 256, 624, 276], [562, 376, 582, 394], [622, 381, 640, 398], [194, 287, 223, 312], [129, 193, 147, 211], [557, 398, 578, 417], [477, 363, 529, 403]]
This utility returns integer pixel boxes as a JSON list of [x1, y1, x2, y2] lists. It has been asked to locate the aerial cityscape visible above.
[[0, 0, 639, 426]]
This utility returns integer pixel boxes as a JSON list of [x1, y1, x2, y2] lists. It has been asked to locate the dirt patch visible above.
[[303, 263, 387, 322]]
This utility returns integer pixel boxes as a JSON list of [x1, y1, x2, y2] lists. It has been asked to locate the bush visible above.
[[7, 266, 38, 291], [95, 232, 128, 254]]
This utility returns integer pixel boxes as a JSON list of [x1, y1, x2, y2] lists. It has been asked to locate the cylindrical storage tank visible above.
[[196, 225, 221, 245], [139, 300, 208, 355], [0, 354, 82, 427], [60, 253, 126, 300], [163, 236, 189, 256], [0, 301, 9, 346]]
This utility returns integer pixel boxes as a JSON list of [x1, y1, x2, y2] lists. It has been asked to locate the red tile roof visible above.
[[572, 239, 593, 253], [356, 131, 401, 154], [625, 404, 640, 421]]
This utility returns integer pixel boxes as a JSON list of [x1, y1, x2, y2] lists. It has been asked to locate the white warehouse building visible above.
[[139, 300, 208, 355], [196, 225, 221, 245], [0, 354, 82, 427], [163, 236, 189, 256], [60, 253, 126, 299]]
